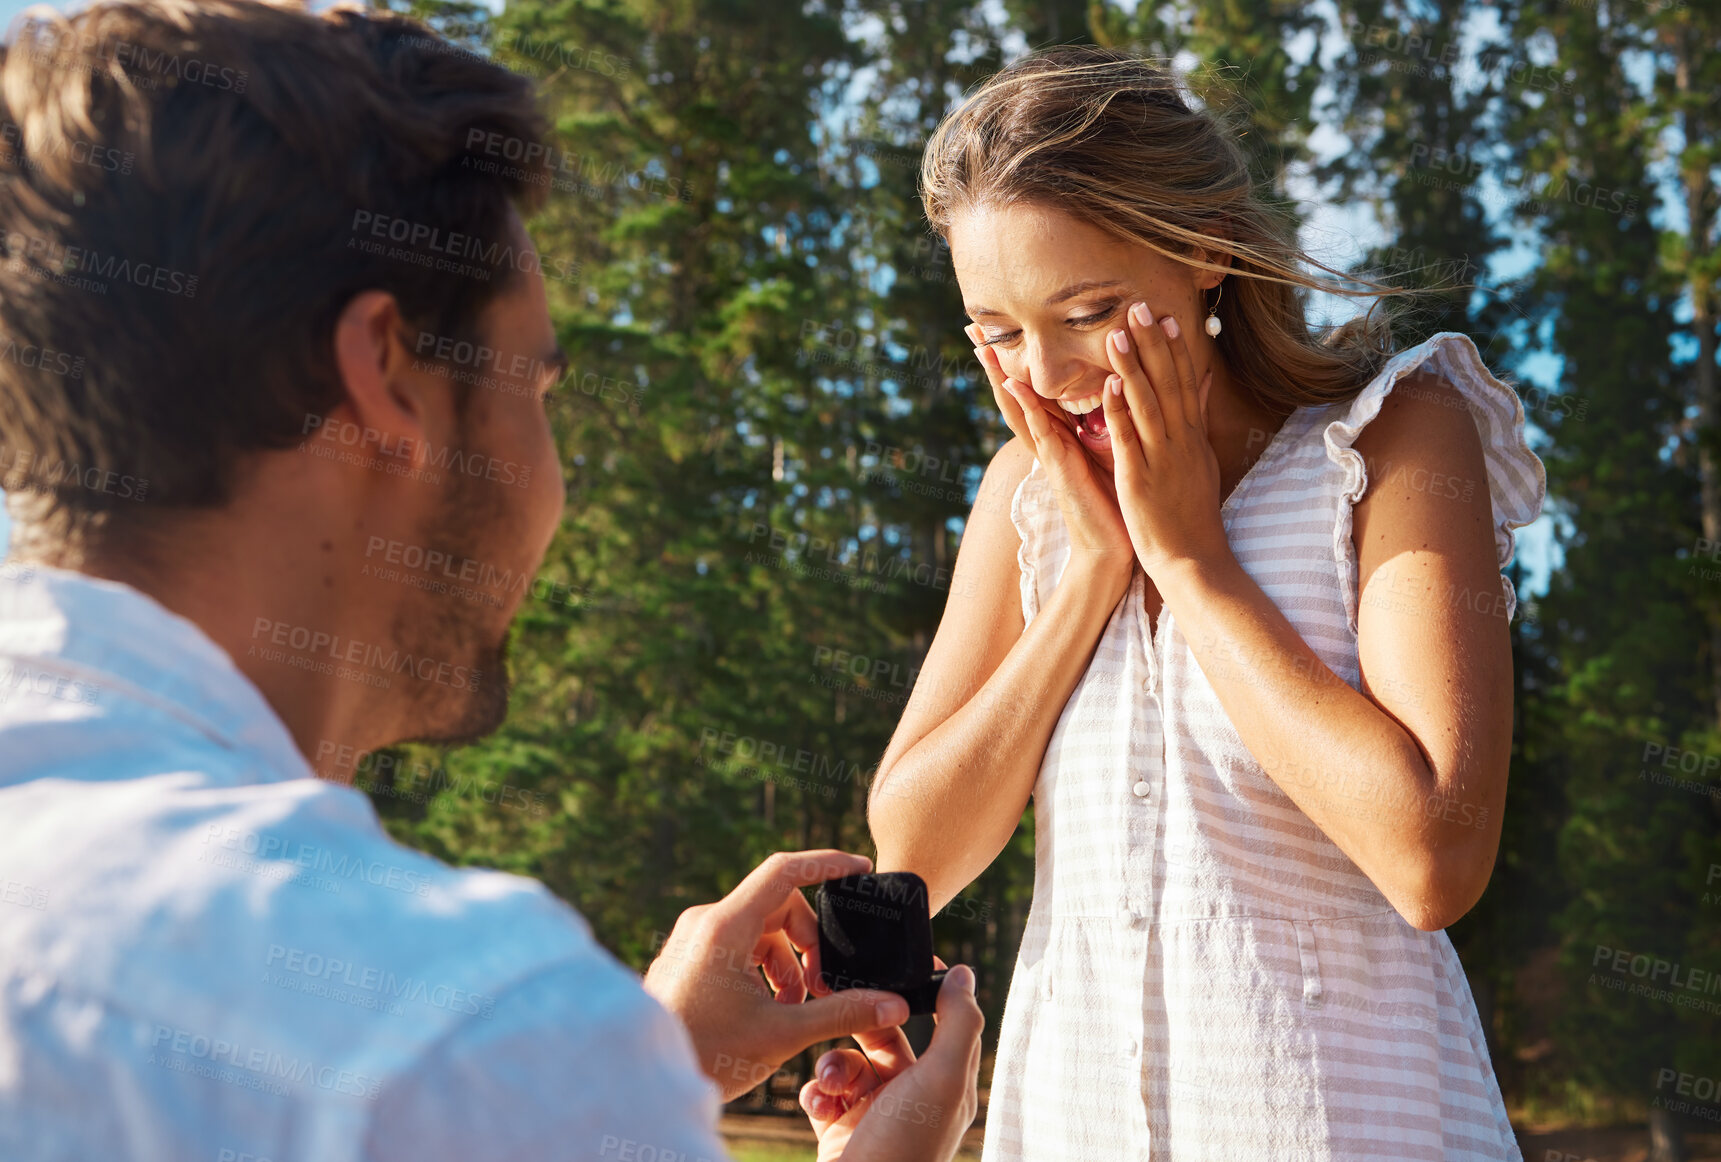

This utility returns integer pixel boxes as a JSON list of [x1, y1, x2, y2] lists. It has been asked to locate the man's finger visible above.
[[918, 964, 985, 1071], [803, 922, 829, 997], [755, 930, 807, 1003], [780, 986, 910, 1049], [713, 850, 870, 931], [846, 1021, 916, 1081], [768, 880, 821, 955], [813, 1046, 883, 1100], [799, 1078, 849, 1134]]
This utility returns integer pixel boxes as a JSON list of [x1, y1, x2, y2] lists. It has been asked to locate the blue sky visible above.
[[0, 0, 97, 24], [0, 0, 45, 24]]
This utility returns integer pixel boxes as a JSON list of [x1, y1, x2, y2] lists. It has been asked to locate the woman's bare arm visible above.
[[1147, 368, 1512, 931], [868, 435, 1133, 914]]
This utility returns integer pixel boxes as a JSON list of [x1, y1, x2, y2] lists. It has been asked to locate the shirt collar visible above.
[[0, 561, 311, 786]]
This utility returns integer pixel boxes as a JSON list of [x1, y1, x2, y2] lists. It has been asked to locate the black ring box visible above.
[[815, 871, 949, 1016]]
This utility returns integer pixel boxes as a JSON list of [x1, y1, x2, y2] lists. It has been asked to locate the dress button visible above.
[[1132, 780, 1151, 798]]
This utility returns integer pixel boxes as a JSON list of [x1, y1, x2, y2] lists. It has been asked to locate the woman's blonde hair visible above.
[[920, 45, 1432, 413]]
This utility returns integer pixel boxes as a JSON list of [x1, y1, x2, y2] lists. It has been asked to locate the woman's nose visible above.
[[1009, 336, 1092, 399]]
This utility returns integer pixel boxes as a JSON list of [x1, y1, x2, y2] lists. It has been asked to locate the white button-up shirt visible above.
[[0, 563, 731, 1162]]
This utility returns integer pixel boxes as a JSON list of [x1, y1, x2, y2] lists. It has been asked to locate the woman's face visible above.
[[948, 201, 1220, 476]]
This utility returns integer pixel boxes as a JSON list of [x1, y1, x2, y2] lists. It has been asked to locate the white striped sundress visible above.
[[981, 332, 1546, 1161]]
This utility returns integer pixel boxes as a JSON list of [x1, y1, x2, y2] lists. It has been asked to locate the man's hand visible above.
[[798, 965, 984, 1162], [642, 849, 914, 1102]]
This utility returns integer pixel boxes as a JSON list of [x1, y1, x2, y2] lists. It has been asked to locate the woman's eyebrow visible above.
[[966, 278, 1128, 317]]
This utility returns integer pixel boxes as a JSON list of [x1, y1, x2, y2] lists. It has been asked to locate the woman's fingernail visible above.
[[1130, 301, 1152, 326], [951, 964, 976, 993], [1108, 375, 1122, 397], [1111, 328, 1129, 354], [1161, 315, 1180, 340], [877, 998, 908, 1025], [819, 1061, 838, 1087]]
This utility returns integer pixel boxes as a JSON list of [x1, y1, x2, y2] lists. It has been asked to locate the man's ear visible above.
[[328, 291, 446, 466]]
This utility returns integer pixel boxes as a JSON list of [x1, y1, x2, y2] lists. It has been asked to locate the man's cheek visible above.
[[521, 415, 564, 551]]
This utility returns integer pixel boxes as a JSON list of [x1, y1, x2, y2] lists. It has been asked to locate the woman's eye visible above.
[[1071, 303, 1120, 327], [977, 303, 1119, 347]]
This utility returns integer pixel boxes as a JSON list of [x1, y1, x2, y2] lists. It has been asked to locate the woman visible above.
[[867, 46, 1545, 1161]]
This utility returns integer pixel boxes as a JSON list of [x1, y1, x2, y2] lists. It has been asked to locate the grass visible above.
[[724, 1134, 983, 1160], [723, 1142, 817, 1162]]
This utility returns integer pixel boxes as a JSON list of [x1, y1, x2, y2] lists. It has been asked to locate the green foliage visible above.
[[1489, 0, 1721, 1125], [359, 0, 1721, 1140]]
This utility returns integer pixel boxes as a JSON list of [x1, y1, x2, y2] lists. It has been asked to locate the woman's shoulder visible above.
[[986, 433, 1037, 490], [1319, 330, 1549, 624], [967, 434, 1038, 527], [1314, 332, 1545, 498], [1352, 357, 1477, 454], [974, 434, 1066, 628], [1339, 331, 1518, 419], [1347, 361, 1490, 504]]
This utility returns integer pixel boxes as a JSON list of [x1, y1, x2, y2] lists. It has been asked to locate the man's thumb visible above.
[[921, 964, 984, 1065], [792, 988, 911, 1043]]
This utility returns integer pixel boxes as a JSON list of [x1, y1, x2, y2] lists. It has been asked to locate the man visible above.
[[0, 1, 981, 1159]]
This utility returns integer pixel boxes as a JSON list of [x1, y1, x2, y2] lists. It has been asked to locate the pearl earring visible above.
[[1204, 280, 1224, 338]]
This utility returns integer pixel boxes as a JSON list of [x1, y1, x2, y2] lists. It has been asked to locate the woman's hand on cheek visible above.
[[1099, 303, 1229, 578], [967, 323, 1136, 583]]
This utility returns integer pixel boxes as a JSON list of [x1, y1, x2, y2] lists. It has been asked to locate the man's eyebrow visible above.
[[966, 279, 1128, 318]]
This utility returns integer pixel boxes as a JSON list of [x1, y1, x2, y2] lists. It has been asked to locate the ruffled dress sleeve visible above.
[[1321, 331, 1548, 635], [1009, 456, 1069, 630]]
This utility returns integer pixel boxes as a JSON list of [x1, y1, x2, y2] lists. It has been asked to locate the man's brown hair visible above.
[[0, 0, 552, 544]]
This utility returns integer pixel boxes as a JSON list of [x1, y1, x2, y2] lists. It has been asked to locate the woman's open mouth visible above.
[[1058, 391, 1110, 448]]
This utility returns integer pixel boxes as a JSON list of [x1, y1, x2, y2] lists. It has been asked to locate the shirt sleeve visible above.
[[361, 956, 734, 1162], [1321, 331, 1546, 635]]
